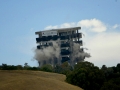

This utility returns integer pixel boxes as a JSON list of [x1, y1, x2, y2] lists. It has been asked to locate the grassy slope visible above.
[[0, 70, 82, 90]]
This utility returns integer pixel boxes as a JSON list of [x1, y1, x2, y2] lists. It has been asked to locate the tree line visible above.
[[66, 62, 120, 90], [0, 61, 120, 90]]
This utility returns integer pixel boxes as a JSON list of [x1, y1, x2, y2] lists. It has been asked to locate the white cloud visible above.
[[45, 25, 58, 30], [60, 22, 76, 28], [44, 18, 107, 33], [44, 22, 76, 30], [77, 18, 107, 32], [85, 32, 120, 67], [113, 24, 119, 29]]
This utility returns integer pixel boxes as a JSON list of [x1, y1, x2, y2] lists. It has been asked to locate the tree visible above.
[[53, 62, 73, 75], [116, 63, 120, 72], [101, 78, 120, 90], [40, 64, 53, 72], [17, 65, 23, 70], [24, 63, 28, 67], [66, 61, 105, 90], [24, 63, 30, 70]]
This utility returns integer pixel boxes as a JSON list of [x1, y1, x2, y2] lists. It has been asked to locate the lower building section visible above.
[[36, 40, 85, 67]]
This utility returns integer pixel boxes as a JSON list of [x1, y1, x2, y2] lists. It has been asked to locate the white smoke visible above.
[[34, 40, 90, 67], [73, 43, 90, 58], [34, 41, 60, 66]]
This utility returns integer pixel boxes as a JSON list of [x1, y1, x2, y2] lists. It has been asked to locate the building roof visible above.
[[35, 27, 81, 34]]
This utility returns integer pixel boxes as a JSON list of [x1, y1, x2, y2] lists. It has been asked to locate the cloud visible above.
[[85, 32, 120, 67], [77, 18, 107, 32], [44, 22, 76, 30], [45, 25, 58, 30], [44, 18, 107, 33], [60, 22, 76, 28], [112, 24, 120, 29]]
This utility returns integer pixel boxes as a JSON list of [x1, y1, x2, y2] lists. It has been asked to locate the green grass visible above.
[[0, 70, 82, 90]]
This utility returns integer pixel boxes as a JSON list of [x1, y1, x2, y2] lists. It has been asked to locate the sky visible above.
[[0, 0, 120, 67]]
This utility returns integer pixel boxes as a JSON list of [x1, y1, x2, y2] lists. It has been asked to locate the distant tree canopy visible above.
[[66, 62, 120, 90], [0, 64, 21, 70], [0, 61, 120, 90], [0, 63, 39, 71], [66, 61, 105, 90], [53, 62, 73, 75], [40, 64, 53, 72]]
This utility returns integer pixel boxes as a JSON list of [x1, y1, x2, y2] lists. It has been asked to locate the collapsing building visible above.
[[35, 27, 90, 67]]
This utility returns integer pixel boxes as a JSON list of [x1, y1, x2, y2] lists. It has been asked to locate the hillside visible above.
[[0, 70, 82, 90]]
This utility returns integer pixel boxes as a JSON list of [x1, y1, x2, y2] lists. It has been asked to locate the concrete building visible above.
[[35, 27, 85, 67]]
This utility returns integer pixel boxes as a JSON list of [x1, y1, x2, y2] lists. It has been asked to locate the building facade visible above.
[[35, 27, 85, 67]]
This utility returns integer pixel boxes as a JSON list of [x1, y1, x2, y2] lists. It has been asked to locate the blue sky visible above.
[[0, 0, 120, 67]]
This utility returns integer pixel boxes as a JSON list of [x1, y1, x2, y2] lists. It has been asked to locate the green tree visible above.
[[17, 65, 23, 70], [53, 62, 73, 75], [101, 78, 120, 90], [40, 64, 53, 72], [66, 61, 105, 90]]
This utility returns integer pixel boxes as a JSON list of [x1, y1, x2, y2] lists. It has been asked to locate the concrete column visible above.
[[77, 29, 79, 41]]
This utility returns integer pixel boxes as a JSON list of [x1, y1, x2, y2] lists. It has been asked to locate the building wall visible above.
[[35, 27, 84, 67]]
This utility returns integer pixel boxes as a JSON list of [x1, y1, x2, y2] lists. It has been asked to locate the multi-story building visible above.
[[35, 27, 85, 67]]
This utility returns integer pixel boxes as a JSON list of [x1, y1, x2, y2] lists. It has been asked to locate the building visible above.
[[35, 27, 85, 67]]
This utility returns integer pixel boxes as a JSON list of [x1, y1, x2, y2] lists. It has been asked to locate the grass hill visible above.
[[0, 70, 82, 90]]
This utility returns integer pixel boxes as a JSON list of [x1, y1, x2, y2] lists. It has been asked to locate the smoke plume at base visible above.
[[33, 41, 90, 67]]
